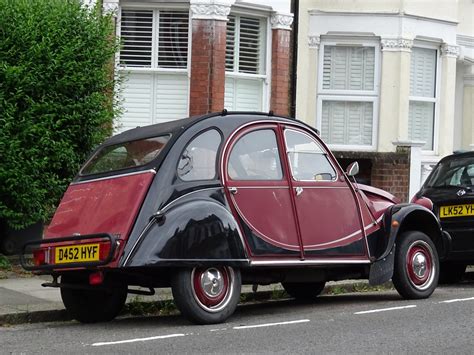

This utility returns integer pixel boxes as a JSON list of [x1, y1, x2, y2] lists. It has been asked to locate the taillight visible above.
[[33, 249, 46, 266], [89, 271, 104, 285], [99, 241, 111, 261]]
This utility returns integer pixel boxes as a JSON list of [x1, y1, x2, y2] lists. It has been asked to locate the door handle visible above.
[[228, 187, 238, 195], [295, 186, 303, 196]]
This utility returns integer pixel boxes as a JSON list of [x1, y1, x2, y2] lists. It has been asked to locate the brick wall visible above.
[[371, 150, 410, 202], [271, 28, 291, 116], [334, 149, 411, 202], [189, 19, 226, 116]]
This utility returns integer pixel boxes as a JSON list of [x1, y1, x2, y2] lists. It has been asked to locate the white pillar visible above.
[[393, 141, 425, 201], [438, 44, 459, 157], [295, 34, 319, 125], [379, 38, 413, 152]]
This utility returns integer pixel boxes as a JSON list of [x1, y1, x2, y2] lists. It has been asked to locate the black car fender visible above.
[[122, 198, 248, 268], [369, 203, 447, 285]]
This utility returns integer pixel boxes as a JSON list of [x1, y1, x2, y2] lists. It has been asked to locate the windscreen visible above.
[[80, 135, 170, 175], [425, 156, 474, 188]]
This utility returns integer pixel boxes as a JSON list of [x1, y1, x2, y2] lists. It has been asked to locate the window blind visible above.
[[225, 77, 263, 111], [225, 15, 263, 74], [157, 11, 189, 68], [120, 9, 154, 67], [119, 9, 189, 68], [408, 47, 437, 150], [321, 101, 373, 146], [225, 16, 236, 72], [322, 46, 375, 91]]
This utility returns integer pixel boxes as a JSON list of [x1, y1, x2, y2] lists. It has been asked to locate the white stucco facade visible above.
[[296, 0, 474, 195]]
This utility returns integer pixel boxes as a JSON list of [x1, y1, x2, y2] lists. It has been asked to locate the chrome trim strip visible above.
[[229, 186, 289, 189], [250, 259, 371, 266], [292, 186, 349, 189], [72, 169, 156, 185], [122, 218, 156, 266], [147, 258, 249, 262]]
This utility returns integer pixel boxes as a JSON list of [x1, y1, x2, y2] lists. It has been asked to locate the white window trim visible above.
[[316, 38, 381, 151], [316, 95, 379, 152], [117, 5, 191, 72], [117, 5, 191, 119], [317, 39, 381, 96], [225, 12, 271, 111], [408, 42, 441, 155]]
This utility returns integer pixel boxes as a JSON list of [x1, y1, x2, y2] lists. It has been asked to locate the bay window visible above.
[[317, 41, 380, 150]]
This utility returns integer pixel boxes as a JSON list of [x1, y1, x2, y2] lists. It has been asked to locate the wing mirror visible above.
[[346, 161, 359, 177]]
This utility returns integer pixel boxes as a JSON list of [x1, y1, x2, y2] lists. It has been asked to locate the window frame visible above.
[[283, 128, 338, 183], [316, 38, 381, 151], [224, 10, 271, 112], [117, 5, 191, 74], [176, 128, 223, 182], [408, 42, 441, 155], [227, 127, 284, 182], [79, 134, 171, 177], [116, 4, 191, 129]]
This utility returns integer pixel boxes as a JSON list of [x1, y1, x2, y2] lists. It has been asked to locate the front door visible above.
[[223, 125, 301, 257], [282, 127, 368, 259]]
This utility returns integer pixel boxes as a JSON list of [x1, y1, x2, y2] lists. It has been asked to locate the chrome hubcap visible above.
[[200, 268, 224, 298], [412, 252, 427, 278], [191, 267, 235, 313], [406, 240, 436, 291]]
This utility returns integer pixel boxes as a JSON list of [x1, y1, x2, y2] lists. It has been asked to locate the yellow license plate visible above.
[[55, 243, 100, 264], [439, 204, 474, 218]]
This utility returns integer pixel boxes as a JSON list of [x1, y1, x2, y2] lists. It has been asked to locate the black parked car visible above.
[[412, 151, 474, 283]]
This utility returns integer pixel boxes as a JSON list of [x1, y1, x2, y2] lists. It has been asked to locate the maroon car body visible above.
[[22, 112, 445, 324]]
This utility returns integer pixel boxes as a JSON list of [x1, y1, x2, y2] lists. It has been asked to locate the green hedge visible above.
[[0, 0, 120, 229]]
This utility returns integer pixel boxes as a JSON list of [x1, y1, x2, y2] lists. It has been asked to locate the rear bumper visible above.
[[20, 233, 118, 272]]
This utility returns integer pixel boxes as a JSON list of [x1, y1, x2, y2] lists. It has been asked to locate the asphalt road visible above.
[[2, 282, 474, 354]]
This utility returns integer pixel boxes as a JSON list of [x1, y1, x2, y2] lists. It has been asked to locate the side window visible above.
[[228, 129, 283, 180], [177, 129, 221, 181], [284, 130, 336, 181]]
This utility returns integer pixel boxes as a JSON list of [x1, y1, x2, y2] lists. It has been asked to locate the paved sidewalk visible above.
[[1, 268, 472, 325], [0, 274, 370, 325], [0, 274, 289, 324]]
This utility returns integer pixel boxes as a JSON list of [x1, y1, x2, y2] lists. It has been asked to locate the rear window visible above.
[[80, 135, 170, 176]]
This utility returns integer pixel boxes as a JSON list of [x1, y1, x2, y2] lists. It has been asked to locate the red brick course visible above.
[[334, 149, 411, 202], [189, 19, 226, 116], [270, 28, 291, 116]]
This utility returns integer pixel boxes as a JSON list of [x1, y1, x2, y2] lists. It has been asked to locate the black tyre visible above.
[[171, 266, 241, 325], [282, 281, 326, 301], [439, 262, 466, 284], [60, 274, 127, 323], [392, 231, 439, 299]]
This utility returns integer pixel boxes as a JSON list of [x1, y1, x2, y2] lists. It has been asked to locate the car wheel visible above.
[[171, 266, 241, 325], [282, 281, 326, 301], [439, 262, 467, 284], [392, 231, 439, 299], [60, 274, 127, 323]]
